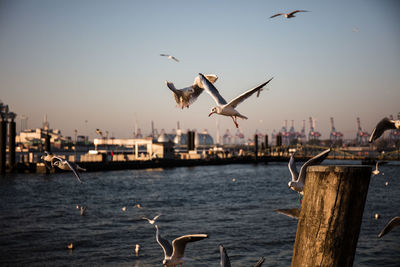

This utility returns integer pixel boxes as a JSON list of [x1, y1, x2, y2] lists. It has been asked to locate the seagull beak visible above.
[[208, 112, 213, 117]]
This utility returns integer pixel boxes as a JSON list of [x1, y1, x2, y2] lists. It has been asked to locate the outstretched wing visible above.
[[199, 73, 227, 105], [156, 225, 173, 257], [171, 234, 208, 259], [270, 13, 283, 18], [288, 10, 309, 16], [378, 216, 400, 238], [226, 77, 273, 109], [64, 160, 83, 183], [219, 245, 231, 267], [298, 148, 330, 184], [170, 56, 179, 62], [369, 117, 396, 143], [253, 257, 265, 267], [288, 153, 299, 182], [274, 208, 300, 219]]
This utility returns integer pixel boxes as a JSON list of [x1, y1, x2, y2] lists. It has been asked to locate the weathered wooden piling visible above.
[[276, 133, 282, 147], [254, 134, 258, 160], [8, 120, 16, 172], [291, 165, 371, 267], [264, 134, 269, 149], [0, 120, 6, 174]]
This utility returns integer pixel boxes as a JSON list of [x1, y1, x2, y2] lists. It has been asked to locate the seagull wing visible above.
[[369, 117, 396, 143], [226, 77, 273, 109], [153, 214, 161, 221], [253, 257, 265, 267], [270, 13, 283, 18], [288, 153, 299, 182], [274, 208, 300, 219], [199, 73, 227, 105], [378, 216, 400, 238], [289, 10, 309, 16], [51, 156, 63, 168], [298, 148, 330, 184], [166, 81, 183, 105], [160, 54, 169, 57], [142, 216, 151, 223], [171, 234, 209, 259], [219, 245, 232, 267], [156, 226, 173, 257], [64, 160, 83, 183], [171, 56, 179, 62]]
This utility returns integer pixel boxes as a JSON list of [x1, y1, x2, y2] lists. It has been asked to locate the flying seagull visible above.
[[288, 148, 331, 202], [219, 245, 265, 267], [199, 73, 273, 128], [378, 216, 400, 238], [142, 214, 161, 225], [372, 161, 383, 176], [41, 151, 56, 169], [369, 117, 400, 143], [51, 156, 86, 183], [155, 224, 208, 266], [160, 54, 180, 62], [270, 10, 309, 19], [166, 74, 218, 109]]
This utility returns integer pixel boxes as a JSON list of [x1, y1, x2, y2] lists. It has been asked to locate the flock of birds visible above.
[[38, 8, 400, 266]]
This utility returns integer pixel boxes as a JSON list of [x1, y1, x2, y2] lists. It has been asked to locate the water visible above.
[[0, 161, 399, 266]]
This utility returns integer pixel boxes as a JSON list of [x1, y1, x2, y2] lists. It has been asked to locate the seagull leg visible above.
[[298, 192, 302, 204], [231, 116, 239, 128]]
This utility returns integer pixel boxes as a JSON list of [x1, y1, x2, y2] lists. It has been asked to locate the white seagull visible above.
[[288, 148, 331, 201], [160, 54, 180, 62], [199, 73, 273, 128], [369, 117, 400, 143], [155, 224, 208, 266], [51, 156, 86, 183], [142, 214, 161, 225], [372, 161, 382, 176], [40, 151, 56, 169], [270, 10, 309, 19], [220, 244, 265, 267], [378, 216, 400, 238], [166, 74, 218, 109]]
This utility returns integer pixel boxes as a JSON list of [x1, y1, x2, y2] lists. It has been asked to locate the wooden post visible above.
[[291, 165, 371, 267], [0, 120, 6, 174], [8, 120, 16, 172], [254, 134, 258, 160]]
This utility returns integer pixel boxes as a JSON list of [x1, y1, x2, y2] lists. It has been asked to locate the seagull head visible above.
[[209, 107, 218, 117], [395, 120, 400, 129]]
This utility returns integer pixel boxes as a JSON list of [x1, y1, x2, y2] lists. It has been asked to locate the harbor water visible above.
[[0, 160, 399, 266]]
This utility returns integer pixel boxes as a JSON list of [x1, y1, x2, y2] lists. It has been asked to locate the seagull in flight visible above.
[[219, 244, 265, 267], [160, 54, 180, 62], [199, 73, 273, 128], [166, 74, 218, 109], [142, 214, 161, 225], [41, 151, 56, 169], [378, 216, 400, 238], [288, 148, 331, 202], [270, 10, 309, 19], [51, 156, 86, 183], [372, 161, 383, 176], [369, 117, 400, 143], [155, 224, 208, 266]]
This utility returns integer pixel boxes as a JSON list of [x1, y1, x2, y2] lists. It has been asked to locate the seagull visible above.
[[142, 214, 161, 225], [199, 73, 273, 128], [219, 245, 265, 267], [270, 10, 309, 19], [166, 74, 218, 109], [274, 208, 300, 219], [155, 224, 208, 266], [369, 117, 400, 143], [51, 156, 85, 183], [378, 216, 400, 238], [135, 244, 140, 256], [40, 151, 56, 169], [288, 148, 331, 202], [80, 206, 87, 216], [133, 204, 142, 209], [160, 54, 180, 62], [372, 161, 381, 176]]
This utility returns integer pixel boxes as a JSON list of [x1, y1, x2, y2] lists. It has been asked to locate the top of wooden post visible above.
[[308, 165, 371, 174]]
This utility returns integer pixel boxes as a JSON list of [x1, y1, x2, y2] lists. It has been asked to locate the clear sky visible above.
[[1, 0, 399, 140]]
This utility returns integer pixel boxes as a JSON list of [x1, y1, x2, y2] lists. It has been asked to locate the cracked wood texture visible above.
[[291, 165, 371, 267]]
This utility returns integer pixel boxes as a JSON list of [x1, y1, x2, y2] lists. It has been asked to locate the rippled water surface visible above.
[[0, 160, 399, 266]]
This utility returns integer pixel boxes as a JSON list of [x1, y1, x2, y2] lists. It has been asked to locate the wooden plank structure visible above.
[[291, 165, 371, 267]]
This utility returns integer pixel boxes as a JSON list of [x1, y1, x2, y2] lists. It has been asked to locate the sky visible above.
[[1, 0, 399, 141]]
